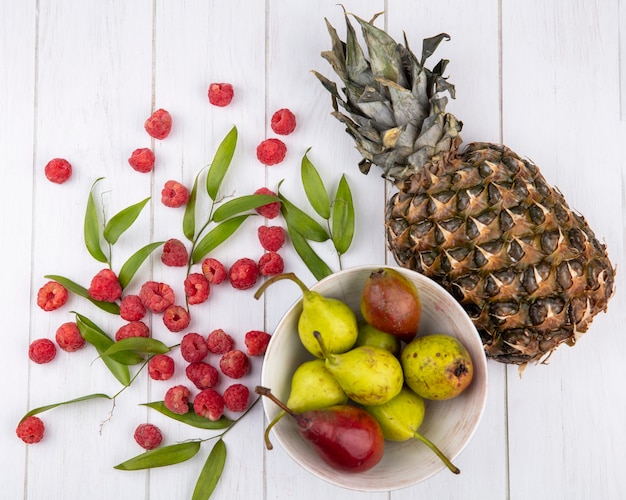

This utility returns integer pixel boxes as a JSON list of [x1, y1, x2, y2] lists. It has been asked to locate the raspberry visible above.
[[161, 180, 190, 208], [257, 225, 285, 251], [139, 281, 175, 313], [162, 305, 191, 333], [193, 389, 224, 421], [253, 187, 280, 219], [186, 361, 219, 390], [208, 82, 234, 107], [223, 384, 250, 412], [229, 258, 259, 290], [206, 329, 235, 354], [164, 385, 191, 415], [256, 138, 287, 166], [37, 281, 69, 312], [244, 330, 271, 356], [184, 273, 210, 305], [148, 354, 175, 381], [161, 238, 188, 267], [115, 321, 150, 341], [88, 269, 122, 302], [128, 148, 155, 173], [28, 338, 57, 364], [201, 258, 227, 284], [270, 108, 297, 135], [134, 423, 163, 450], [16, 416, 45, 444], [180, 332, 209, 363], [44, 158, 72, 184], [55, 322, 85, 352], [144, 108, 172, 140], [219, 350, 250, 379], [258, 251, 284, 276], [120, 294, 146, 321]]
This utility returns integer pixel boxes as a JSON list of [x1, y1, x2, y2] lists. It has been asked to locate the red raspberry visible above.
[[134, 423, 163, 450], [128, 148, 155, 173], [161, 238, 188, 267], [201, 258, 227, 284], [28, 338, 56, 364], [258, 251, 284, 276], [16, 416, 45, 444], [120, 294, 146, 321], [37, 281, 69, 312], [223, 384, 250, 412], [161, 180, 190, 208], [244, 330, 271, 356], [186, 361, 219, 390], [229, 258, 259, 290], [193, 389, 224, 421], [115, 321, 150, 341], [164, 385, 191, 415], [208, 82, 234, 107], [139, 281, 175, 313], [256, 138, 287, 166], [180, 332, 209, 363], [148, 354, 175, 381], [258, 225, 285, 251], [219, 350, 250, 379], [44, 158, 72, 184], [55, 322, 85, 352], [88, 269, 122, 302], [162, 305, 191, 333], [206, 329, 235, 354], [271, 108, 297, 135], [184, 273, 210, 305], [144, 108, 172, 140], [253, 187, 280, 219]]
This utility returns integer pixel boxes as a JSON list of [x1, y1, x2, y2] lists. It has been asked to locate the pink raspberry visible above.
[[148, 354, 175, 381], [271, 108, 297, 135], [161, 180, 190, 208], [164, 385, 191, 415], [37, 281, 69, 312], [162, 305, 191, 333], [55, 322, 85, 352], [184, 273, 210, 305], [44, 158, 72, 184], [144, 108, 172, 140], [120, 294, 146, 322], [206, 329, 235, 354], [258, 225, 285, 251], [193, 389, 224, 421], [88, 269, 122, 302], [29, 338, 56, 364], [161, 238, 188, 267], [139, 281, 175, 313], [253, 187, 280, 219], [16, 416, 45, 444], [208, 83, 234, 107], [256, 138, 287, 166], [244, 330, 271, 356], [115, 321, 150, 341], [134, 423, 163, 450], [201, 258, 227, 284], [258, 251, 284, 276], [223, 384, 250, 412], [180, 332, 209, 363], [219, 350, 250, 379], [186, 361, 219, 390], [229, 258, 259, 290], [128, 148, 155, 173]]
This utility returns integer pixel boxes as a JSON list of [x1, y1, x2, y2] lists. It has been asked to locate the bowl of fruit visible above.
[[256, 265, 488, 491]]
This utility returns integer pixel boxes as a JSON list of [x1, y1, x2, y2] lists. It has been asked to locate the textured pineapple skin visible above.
[[386, 143, 615, 364]]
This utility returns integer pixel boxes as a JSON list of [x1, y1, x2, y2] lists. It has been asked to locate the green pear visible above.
[[355, 322, 401, 356]]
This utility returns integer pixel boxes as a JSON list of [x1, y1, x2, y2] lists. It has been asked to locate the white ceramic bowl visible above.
[[260, 265, 488, 491]]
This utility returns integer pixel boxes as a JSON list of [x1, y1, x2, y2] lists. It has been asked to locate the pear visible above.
[[364, 387, 460, 474], [314, 331, 403, 406], [355, 322, 401, 356], [255, 272, 358, 358]]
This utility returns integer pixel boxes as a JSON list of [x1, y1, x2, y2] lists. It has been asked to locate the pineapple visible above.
[[313, 13, 615, 366]]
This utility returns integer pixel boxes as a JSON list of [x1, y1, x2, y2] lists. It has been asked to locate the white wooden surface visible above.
[[2, 1, 625, 499]]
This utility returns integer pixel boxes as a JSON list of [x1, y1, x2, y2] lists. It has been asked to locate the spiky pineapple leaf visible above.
[[183, 170, 202, 241], [206, 126, 237, 201], [301, 150, 331, 220], [331, 174, 355, 255], [44, 274, 120, 314], [118, 241, 165, 289], [143, 401, 232, 429], [421, 33, 450, 66], [192, 439, 227, 500], [114, 441, 202, 471], [191, 215, 250, 264], [212, 194, 278, 223], [84, 177, 108, 264], [103, 197, 150, 245]]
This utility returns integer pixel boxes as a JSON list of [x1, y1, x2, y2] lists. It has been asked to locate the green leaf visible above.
[[183, 170, 202, 241], [286, 226, 333, 281], [207, 126, 238, 201], [331, 174, 355, 255], [212, 194, 278, 223], [118, 241, 165, 289], [100, 354, 132, 385], [278, 193, 329, 243], [103, 338, 169, 357], [20, 393, 112, 421], [301, 150, 331, 219], [191, 215, 249, 264], [45, 274, 120, 314], [103, 197, 150, 245], [143, 401, 232, 430], [84, 178, 108, 263], [114, 441, 202, 471], [192, 439, 227, 500], [106, 350, 145, 366]]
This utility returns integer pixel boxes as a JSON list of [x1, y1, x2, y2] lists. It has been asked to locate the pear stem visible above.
[[312, 330, 329, 359], [413, 431, 460, 474], [254, 272, 310, 300], [262, 410, 286, 450], [255, 386, 298, 450]]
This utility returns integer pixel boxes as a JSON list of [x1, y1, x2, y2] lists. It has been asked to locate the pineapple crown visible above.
[[313, 12, 463, 183]]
